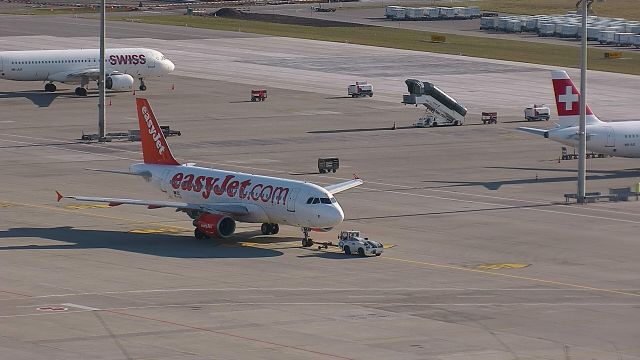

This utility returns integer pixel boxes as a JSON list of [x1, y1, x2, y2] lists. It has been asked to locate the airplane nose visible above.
[[165, 60, 175, 72], [330, 203, 344, 225]]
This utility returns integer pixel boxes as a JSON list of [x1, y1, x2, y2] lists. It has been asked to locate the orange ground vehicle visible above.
[[251, 89, 267, 102], [481, 112, 497, 124]]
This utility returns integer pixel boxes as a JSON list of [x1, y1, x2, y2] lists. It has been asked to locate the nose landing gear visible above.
[[301, 227, 314, 247]]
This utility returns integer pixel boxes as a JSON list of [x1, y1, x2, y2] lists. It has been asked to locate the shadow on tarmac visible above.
[[309, 126, 411, 134], [423, 166, 640, 190], [324, 96, 353, 100], [0, 90, 71, 107], [0, 226, 283, 258], [0, 90, 111, 107]]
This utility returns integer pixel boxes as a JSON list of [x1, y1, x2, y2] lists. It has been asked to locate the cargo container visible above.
[[560, 24, 579, 38], [405, 7, 424, 20], [633, 35, 640, 48], [496, 17, 510, 31], [385, 6, 406, 20], [467, 6, 481, 19], [506, 19, 523, 33], [598, 30, 616, 44], [538, 23, 556, 37], [426, 7, 440, 19], [587, 26, 603, 40], [440, 7, 456, 19], [480, 16, 497, 30], [615, 32, 636, 46]]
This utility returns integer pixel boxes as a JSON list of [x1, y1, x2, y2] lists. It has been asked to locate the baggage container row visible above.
[[481, 12, 640, 45], [386, 5, 480, 21]]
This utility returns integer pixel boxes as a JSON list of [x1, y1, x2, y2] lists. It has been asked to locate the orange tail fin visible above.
[[135, 98, 179, 165]]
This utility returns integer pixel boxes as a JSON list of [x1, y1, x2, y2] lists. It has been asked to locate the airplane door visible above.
[[146, 56, 155, 69], [286, 188, 299, 212], [605, 127, 615, 147]]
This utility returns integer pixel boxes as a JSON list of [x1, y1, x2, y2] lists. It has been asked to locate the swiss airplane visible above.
[[0, 48, 175, 96], [519, 70, 640, 158], [57, 98, 363, 246]]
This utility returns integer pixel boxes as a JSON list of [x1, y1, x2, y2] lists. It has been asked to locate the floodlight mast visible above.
[[98, 0, 106, 142], [577, 0, 589, 203]]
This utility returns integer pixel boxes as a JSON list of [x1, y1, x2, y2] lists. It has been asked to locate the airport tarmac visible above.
[[1, 15, 640, 360]]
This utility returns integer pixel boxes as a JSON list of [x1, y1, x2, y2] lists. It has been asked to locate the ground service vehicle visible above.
[[524, 104, 550, 121], [251, 89, 267, 102], [348, 82, 374, 98], [338, 230, 383, 257], [318, 158, 339, 173], [403, 79, 467, 127], [311, 6, 336, 12], [482, 112, 498, 124]]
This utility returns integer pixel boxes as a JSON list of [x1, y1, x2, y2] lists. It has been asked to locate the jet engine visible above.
[[194, 213, 236, 238], [106, 74, 134, 91]]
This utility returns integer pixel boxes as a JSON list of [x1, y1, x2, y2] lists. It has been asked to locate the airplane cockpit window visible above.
[[320, 198, 332, 204], [330, 197, 337, 203], [312, 198, 320, 204], [306, 197, 314, 204]]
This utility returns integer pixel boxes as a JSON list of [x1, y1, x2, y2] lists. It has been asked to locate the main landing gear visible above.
[[194, 228, 209, 240], [75, 77, 89, 96], [139, 78, 147, 91], [74, 87, 88, 96], [261, 223, 279, 235], [301, 227, 314, 247], [44, 83, 57, 92]]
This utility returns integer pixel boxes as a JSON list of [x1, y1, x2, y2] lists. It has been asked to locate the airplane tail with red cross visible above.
[[551, 70, 603, 128]]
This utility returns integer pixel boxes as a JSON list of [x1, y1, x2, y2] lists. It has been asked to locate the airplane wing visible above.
[[517, 127, 548, 137], [48, 69, 121, 82], [56, 192, 249, 215], [324, 177, 364, 195]]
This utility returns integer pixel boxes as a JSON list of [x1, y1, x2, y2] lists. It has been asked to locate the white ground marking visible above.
[[61, 303, 101, 311], [1, 287, 639, 302]]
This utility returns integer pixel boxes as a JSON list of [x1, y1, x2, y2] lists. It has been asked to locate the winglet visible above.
[[56, 191, 63, 202], [135, 98, 180, 165]]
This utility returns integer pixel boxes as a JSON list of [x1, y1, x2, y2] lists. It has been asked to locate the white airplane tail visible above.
[[551, 70, 603, 127]]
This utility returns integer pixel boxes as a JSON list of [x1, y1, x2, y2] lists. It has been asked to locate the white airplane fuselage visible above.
[[547, 121, 640, 158], [0, 48, 174, 83], [131, 163, 345, 229]]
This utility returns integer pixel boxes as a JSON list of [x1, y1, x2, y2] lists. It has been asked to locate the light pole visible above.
[[577, 0, 589, 203], [98, 0, 106, 142]]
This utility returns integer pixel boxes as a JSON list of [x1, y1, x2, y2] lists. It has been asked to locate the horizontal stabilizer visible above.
[[517, 127, 548, 137], [85, 168, 152, 178], [324, 177, 364, 194]]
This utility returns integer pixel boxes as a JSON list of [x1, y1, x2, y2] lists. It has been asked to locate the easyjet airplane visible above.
[[519, 70, 640, 157], [57, 98, 362, 246], [0, 48, 175, 96]]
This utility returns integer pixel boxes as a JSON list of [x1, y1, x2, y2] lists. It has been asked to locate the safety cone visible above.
[[133, 90, 136, 96], [108, 99, 112, 106]]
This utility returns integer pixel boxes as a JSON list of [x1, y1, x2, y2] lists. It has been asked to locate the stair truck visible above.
[[402, 79, 467, 127]]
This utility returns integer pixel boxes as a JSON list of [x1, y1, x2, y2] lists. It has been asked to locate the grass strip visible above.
[[117, 15, 640, 75]]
